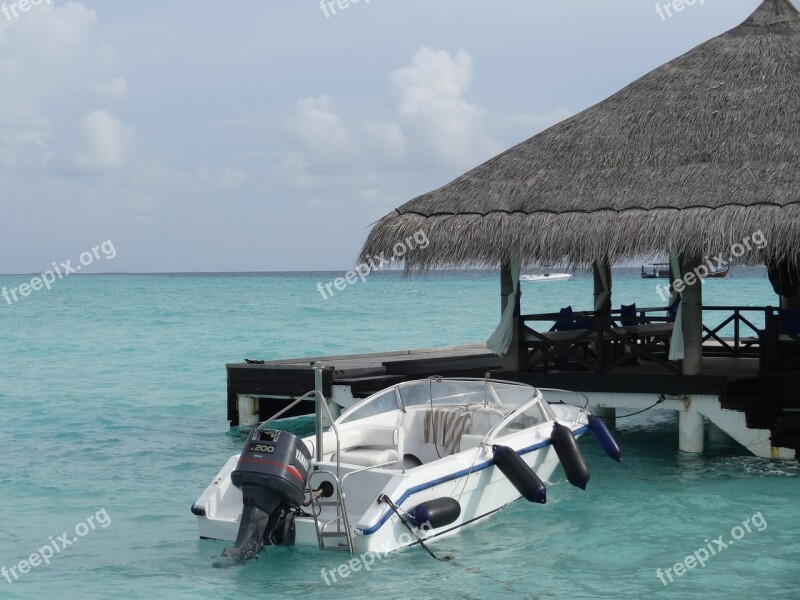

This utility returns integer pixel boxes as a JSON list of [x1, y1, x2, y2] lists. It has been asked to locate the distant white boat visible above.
[[520, 273, 572, 282]]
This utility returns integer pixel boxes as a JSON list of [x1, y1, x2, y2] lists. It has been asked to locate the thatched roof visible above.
[[359, 0, 800, 269]]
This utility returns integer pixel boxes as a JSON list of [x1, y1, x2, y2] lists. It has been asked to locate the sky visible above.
[[0, 0, 762, 273]]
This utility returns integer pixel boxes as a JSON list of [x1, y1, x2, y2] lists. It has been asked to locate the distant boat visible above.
[[706, 262, 731, 278], [640, 261, 730, 279], [640, 263, 671, 279], [520, 273, 572, 282]]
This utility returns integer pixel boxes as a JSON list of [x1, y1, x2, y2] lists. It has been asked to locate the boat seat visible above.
[[331, 425, 401, 467], [335, 447, 399, 467]]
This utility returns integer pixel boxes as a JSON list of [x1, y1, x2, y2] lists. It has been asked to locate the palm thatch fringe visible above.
[[360, 206, 800, 270]]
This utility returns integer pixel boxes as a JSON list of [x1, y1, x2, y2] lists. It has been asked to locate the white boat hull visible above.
[[195, 427, 584, 554], [193, 379, 595, 557]]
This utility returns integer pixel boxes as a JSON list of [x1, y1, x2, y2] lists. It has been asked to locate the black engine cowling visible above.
[[223, 428, 311, 559]]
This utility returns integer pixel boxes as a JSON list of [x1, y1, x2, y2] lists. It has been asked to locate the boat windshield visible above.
[[337, 388, 400, 424], [337, 379, 537, 425], [487, 396, 551, 441], [398, 379, 534, 409]]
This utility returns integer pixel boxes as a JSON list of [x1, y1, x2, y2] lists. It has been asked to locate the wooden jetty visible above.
[[227, 306, 800, 460], [227, 344, 501, 425]]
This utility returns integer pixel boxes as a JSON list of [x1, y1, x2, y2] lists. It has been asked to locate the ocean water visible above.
[[0, 268, 798, 599]]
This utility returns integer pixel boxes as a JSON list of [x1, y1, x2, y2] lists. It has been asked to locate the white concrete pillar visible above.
[[708, 422, 734, 446], [593, 406, 616, 429], [679, 410, 704, 453], [237, 395, 259, 428]]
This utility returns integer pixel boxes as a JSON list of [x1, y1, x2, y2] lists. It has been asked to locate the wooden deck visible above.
[[226, 344, 502, 423]]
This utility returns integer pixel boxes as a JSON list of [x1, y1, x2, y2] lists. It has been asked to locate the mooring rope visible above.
[[614, 394, 667, 419]]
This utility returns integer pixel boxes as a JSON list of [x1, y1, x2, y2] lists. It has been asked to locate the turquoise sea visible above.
[[0, 268, 798, 599]]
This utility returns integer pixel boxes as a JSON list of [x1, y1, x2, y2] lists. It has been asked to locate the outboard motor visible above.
[[222, 427, 311, 560]]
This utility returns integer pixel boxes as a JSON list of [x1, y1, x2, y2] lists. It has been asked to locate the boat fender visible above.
[[491, 445, 546, 504], [551, 422, 590, 490], [587, 414, 621, 462], [407, 497, 461, 529]]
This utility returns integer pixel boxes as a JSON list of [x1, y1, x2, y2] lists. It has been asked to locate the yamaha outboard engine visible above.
[[222, 427, 311, 560]]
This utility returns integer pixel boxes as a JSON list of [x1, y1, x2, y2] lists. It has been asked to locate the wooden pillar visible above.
[[592, 260, 612, 369], [680, 254, 704, 376], [500, 260, 521, 371], [593, 260, 612, 316]]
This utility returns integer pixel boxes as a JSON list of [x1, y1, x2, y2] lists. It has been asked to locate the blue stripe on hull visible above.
[[358, 425, 588, 536]]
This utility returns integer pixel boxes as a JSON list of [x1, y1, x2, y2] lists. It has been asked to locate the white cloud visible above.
[[0, 107, 53, 169], [2, 1, 99, 62], [0, 1, 113, 173], [284, 95, 362, 172], [277, 45, 574, 220], [362, 121, 407, 166], [280, 151, 316, 190], [281, 47, 509, 182], [93, 77, 129, 103], [75, 110, 135, 171], [387, 47, 502, 169]]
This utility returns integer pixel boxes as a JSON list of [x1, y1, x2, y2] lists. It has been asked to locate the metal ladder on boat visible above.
[[308, 458, 399, 554], [308, 470, 354, 554], [307, 363, 356, 554]]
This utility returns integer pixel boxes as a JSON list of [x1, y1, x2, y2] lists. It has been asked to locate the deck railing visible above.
[[700, 306, 765, 358], [518, 305, 794, 374], [519, 308, 677, 374]]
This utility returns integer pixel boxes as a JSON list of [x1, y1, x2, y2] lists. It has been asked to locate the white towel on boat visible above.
[[424, 408, 471, 455]]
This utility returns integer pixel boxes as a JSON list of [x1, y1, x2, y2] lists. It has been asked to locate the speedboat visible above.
[[641, 260, 730, 279], [520, 273, 572, 282], [192, 371, 620, 560]]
